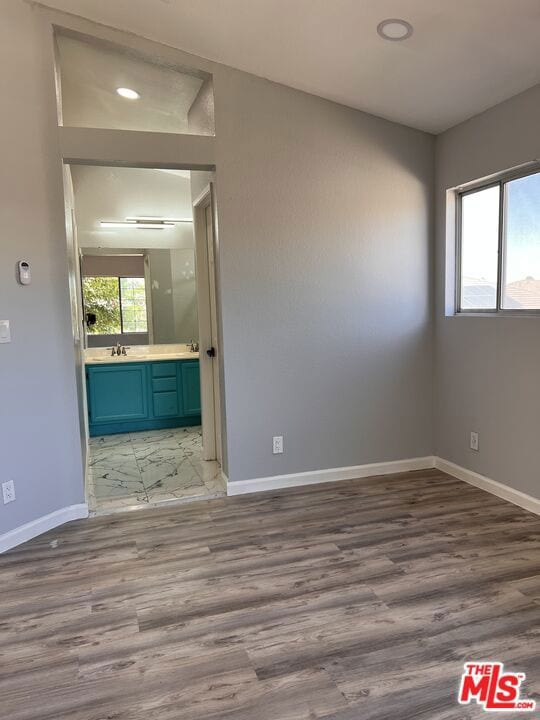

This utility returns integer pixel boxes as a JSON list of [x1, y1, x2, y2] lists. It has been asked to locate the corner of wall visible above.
[[0, 504, 89, 555]]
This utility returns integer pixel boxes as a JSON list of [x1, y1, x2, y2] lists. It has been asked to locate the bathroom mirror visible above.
[[69, 163, 212, 350], [81, 248, 198, 347]]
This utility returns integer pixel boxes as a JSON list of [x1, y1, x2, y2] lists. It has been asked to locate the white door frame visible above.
[[193, 183, 222, 464], [143, 252, 155, 344]]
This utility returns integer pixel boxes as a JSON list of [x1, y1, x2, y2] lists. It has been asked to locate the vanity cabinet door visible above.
[[181, 362, 201, 416], [153, 391, 180, 418], [87, 364, 149, 424]]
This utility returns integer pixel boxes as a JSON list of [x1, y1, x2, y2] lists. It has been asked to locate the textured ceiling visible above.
[[44, 0, 540, 133], [71, 166, 195, 250]]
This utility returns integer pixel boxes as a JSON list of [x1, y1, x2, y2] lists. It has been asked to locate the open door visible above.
[[194, 184, 222, 464]]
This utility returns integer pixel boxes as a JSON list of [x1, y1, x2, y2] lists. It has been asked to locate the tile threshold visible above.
[[88, 489, 226, 517]]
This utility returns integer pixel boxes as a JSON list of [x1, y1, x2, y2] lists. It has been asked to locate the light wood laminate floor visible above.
[[1, 469, 539, 719]]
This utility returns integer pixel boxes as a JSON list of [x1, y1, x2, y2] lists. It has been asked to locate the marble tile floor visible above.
[[87, 426, 225, 514]]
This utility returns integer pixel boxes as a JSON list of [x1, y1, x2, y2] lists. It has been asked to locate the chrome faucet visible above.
[[110, 343, 129, 356]]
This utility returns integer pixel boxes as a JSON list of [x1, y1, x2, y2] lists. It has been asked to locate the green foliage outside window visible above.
[[83, 275, 148, 335], [83, 277, 121, 334]]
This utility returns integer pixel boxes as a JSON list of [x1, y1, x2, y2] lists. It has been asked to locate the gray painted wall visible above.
[[170, 248, 199, 343], [435, 83, 540, 500], [81, 254, 145, 277], [188, 78, 215, 137], [147, 249, 175, 344], [0, 2, 85, 536], [1, 2, 433, 539], [87, 333, 149, 349], [213, 71, 434, 482]]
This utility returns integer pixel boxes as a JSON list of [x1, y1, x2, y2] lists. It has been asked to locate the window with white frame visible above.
[[457, 168, 540, 312], [82, 276, 148, 335]]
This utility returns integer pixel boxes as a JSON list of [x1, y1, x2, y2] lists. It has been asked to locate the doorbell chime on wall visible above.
[[17, 261, 31, 285]]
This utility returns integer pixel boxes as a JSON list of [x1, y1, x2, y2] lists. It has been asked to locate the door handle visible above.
[[206, 347, 216, 357]]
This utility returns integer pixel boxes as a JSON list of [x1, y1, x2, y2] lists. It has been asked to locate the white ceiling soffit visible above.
[[56, 34, 204, 133], [44, 0, 540, 134]]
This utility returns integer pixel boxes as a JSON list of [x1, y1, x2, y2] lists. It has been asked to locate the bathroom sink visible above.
[[87, 355, 145, 362], [85, 351, 198, 364]]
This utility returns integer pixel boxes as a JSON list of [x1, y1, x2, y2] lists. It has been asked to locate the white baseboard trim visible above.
[[3, 459, 534, 552], [0, 503, 89, 554], [226, 456, 540, 516], [434, 457, 540, 516], [226, 456, 435, 496]]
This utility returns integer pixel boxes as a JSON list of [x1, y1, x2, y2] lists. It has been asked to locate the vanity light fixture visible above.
[[100, 217, 193, 230], [100, 221, 171, 230], [99, 220, 168, 230], [126, 216, 193, 223], [116, 87, 140, 99], [376, 18, 414, 41]]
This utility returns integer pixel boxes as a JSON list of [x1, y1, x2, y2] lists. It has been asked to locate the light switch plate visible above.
[[0, 320, 10, 343]]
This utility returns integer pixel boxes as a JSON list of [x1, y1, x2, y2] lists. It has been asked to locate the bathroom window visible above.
[[83, 276, 148, 334], [456, 168, 540, 313], [119, 278, 148, 333]]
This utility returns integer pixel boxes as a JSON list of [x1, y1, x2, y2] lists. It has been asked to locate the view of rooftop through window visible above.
[[459, 169, 540, 311], [503, 172, 540, 308], [460, 185, 499, 310]]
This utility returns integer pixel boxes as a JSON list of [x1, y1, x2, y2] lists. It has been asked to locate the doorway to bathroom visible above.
[[65, 163, 224, 514]]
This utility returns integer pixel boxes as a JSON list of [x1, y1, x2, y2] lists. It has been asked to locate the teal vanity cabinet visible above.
[[86, 359, 201, 436], [87, 364, 148, 425], [181, 362, 202, 416], [151, 362, 181, 419]]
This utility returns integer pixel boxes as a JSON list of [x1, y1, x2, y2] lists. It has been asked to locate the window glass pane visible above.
[[502, 171, 540, 309], [120, 278, 148, 333], [460, 185, 500, 310], [82, 276, 121, 334], [56, 34, 214, 136]]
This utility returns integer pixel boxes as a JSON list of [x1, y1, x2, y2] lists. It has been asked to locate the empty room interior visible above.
[[0, 2, 539, 719]]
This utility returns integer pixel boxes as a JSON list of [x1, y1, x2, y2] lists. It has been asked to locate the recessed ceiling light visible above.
[[377, 18, 414, 41], [116, 87, 140, 100]]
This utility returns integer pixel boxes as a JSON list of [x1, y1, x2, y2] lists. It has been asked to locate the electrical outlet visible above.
[[0, 320, 10, 344], [470, 432, 479, 452], [272, 435, 284, 454], [2, 480, 15, 504]]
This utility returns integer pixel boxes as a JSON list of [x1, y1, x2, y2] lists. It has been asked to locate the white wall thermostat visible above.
[[17, 260, 31, 285]]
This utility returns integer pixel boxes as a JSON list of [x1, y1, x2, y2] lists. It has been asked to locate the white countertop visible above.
[[85, 344, 199, 365]]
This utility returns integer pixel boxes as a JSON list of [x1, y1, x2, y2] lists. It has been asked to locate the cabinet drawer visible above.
[[153, 391, 179, 417], [152, 362, 177, 378], [152, 376, 177, 393]]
